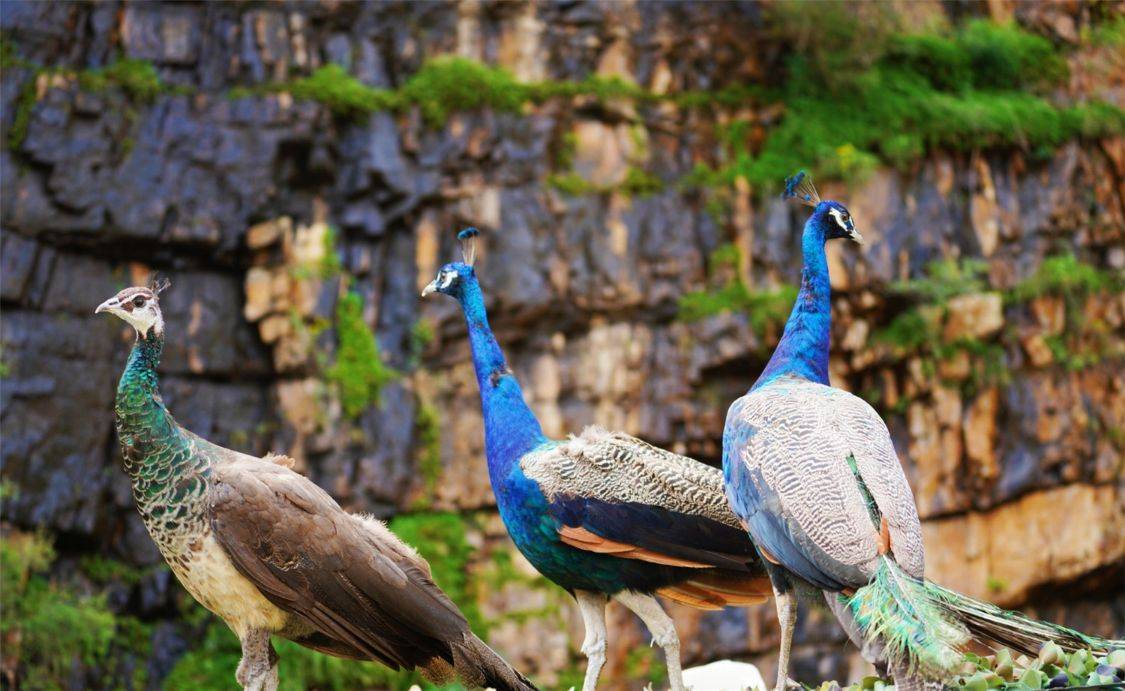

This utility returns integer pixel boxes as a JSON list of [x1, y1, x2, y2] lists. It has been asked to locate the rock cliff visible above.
[[1, 1, 1121, 688]]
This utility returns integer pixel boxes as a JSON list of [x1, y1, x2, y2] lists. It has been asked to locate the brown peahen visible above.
[[96, 281, 536, 691]]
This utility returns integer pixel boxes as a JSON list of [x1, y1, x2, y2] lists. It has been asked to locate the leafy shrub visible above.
[[1, 531, 119, 690]]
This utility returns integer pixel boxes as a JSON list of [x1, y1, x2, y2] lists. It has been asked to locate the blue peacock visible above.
[[423, 228, 772, 691], [722, 172, 1123, 690]]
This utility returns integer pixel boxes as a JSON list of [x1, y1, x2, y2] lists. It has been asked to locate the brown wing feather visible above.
[[658, 571, 772, 610], [209, 460, 470, 673], [557, 525, 713, 568]]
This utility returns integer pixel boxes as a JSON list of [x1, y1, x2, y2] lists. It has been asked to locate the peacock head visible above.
[[784, 171, 864, 245], [95, 278, 170, 338], [421, 227, 479, 300]]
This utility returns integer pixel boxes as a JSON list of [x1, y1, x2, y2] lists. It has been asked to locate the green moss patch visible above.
[[1005, 253, 1121, 305], [677, 244, 797, 344], [325, 292, 399, 419]]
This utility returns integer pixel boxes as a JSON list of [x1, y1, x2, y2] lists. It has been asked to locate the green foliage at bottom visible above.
[[814, 644, 1125, 691], [1, 530, 147, 690], [164, 613, 428, 691]]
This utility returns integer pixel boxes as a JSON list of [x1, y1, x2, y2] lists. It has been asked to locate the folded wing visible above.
[[724, 376, 923, 592], [209, 458, 470, 673], [522, 427, 770, 607]]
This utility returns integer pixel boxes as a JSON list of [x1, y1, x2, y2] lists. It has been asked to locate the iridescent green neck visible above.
[[114, 331, 193, 482]]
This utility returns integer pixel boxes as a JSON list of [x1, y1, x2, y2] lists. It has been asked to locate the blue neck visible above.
[[753, 217, 832, 389], [455, 276, 547, 479]]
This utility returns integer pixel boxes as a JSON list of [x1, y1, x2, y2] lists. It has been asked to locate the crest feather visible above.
[[458, 227, 480, 266], [783, 170, 820, 208], [147, 274, 171, 295]]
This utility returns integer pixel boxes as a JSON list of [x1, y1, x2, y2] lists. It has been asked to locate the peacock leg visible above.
[[236, 628, 279, 691], [768, 569, 798, 691], [575, 590, 609, 691], [613, 590, 684, 691]]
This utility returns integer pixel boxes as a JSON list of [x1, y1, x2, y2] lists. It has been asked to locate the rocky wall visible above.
[[1, 1, 1122, 688]]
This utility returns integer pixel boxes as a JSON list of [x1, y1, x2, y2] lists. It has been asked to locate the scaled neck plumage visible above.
[[753, 216, 833, 390], [455, 275, 547, 481], [113, 328, 194, 482]]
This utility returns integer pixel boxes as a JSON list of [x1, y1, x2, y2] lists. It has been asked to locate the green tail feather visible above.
[[925, 581, 1125, 656], [847, 558, 970, 676]]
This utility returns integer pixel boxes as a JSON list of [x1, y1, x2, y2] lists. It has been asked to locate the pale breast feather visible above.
[[521, 426, 740, 529]]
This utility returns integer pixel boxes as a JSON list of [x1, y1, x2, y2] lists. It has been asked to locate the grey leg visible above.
[[237, 629, 279, 691], [769, 576, 797, 691], [575, 590, 609, 691], [612, 590, 684, 691]]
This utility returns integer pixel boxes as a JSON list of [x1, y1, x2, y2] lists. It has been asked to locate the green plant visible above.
[[547, 171, 596, 196], [286, 63, 400, 116], [414, 401, 442, 504], [1, 532, 129, 690], [677, 245, 797, 342], [1005, 253, 1119, 304], [620, 166, 664, 197], [325, 292, 399, 419], [891, 258, 990, 305], [78, 58, 167, 102], [7, 75, 38, 150], [78, 554, 147, 586], [319, 226, 343, 278], [402, 56, 527, 126]]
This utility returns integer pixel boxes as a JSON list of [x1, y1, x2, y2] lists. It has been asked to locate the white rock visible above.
[[682, 660, 767, 691]]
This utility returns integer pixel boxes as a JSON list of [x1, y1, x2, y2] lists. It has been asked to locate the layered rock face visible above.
[[1, 1, 1121, 688]]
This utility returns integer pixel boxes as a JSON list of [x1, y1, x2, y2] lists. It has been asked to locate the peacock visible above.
[[96, 280, 537, 691], [721, 172, 1122, 690], [422, 228, 772, 691]]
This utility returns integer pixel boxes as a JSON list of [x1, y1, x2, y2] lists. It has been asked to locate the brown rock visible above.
[[938, 350, 972, 381], [243, 267, 273, 321], [970, 158, 1000, 257], [1030, 296, 1065, 335], [496, 1, 545, 82], [1022, 333, 1055, 368], [246, 217, 289, 249], [258, 313, 290, 344], [572, 121, 633, 188], [923, 484, 1124, 605], [944, 292, 1004, 341], [964, 388, 999, 479]]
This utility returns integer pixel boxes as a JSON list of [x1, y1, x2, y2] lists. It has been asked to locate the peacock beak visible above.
[[850, 228, 865, 245], [95, 297, 119, 315], [420, 280, 438, 298]]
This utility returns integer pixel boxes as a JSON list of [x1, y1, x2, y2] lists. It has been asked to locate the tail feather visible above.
[[847, 557, 970, 678], [447, 634, 538, 691], [926, 582, 1124, 657]]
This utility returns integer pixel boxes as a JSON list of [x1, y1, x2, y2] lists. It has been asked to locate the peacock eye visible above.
[[133, 296, 146, 307]]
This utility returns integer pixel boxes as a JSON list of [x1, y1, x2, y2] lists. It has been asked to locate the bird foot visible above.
[[773, 677, 802, 691]]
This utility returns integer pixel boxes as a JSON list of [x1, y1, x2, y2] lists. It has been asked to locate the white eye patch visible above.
[[437, 270, 458, 289], [829, 208, 851, 231]]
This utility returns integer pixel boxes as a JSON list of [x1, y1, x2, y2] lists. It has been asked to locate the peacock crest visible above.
[[783, 169, 820, 207]]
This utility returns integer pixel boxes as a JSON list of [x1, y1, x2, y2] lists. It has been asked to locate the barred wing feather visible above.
[[522, 427, 766, 579]]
